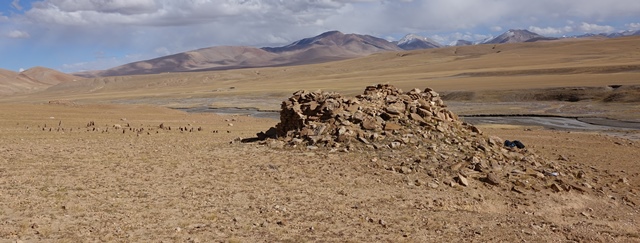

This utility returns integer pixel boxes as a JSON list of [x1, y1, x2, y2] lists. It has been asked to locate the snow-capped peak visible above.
[[398, 34, 430, 46]]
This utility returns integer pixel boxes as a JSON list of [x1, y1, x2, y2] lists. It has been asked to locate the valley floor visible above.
[[0, 103, 638, 242]]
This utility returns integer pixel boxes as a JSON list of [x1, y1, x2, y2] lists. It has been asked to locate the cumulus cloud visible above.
[[3, 0, 640, 72], [528, 26, 573, 35], [25, 0, 349, 27], [16, 1, 640, 37], [578, 22, 615, 33], [627, 23, 640, 30], [7, 30, 30, 38], [430, 32, 491, 45]]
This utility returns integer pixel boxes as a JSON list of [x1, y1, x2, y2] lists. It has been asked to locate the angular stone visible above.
[[362, 118, 380, 130], [418, 99, 430, 109], [385, 95, 398, 103], [417, 108, 432, 118], [511, 186, 526, 194], [313, 124, 327, 136], [385, 103, 405, 115], [384, 122, 402, 131], [485, 173, 501, 185], [409, 112, 426, 124], [456, 174, 469, 187], [305, 101, 319, 111], [488, 136, 502, 146], [300, 128, 314, 136], [358, 136, 371, 144], [337, 126, 347, 135], [469, 125, 481, 134], [549, 183, 562, 192]]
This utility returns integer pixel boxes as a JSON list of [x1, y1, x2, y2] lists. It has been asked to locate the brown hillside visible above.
[[82, 31, 402, 77], [21, 66, 81, 85], [96, 46, 279, 77], [0, 67, 82, 96]]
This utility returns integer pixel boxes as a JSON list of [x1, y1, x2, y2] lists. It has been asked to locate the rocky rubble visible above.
[[256, 84, 596, 194]]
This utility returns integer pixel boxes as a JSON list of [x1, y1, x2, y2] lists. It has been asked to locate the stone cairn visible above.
[[269, 84, 476, 148], [258, 84, 591, 193]]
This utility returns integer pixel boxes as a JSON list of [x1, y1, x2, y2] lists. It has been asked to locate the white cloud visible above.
[[578, 22, 615, 33], [3, 0, 640, 72], [37, 0, 159, 15], [528, 26, 573, 35], [7, 30, 30, 38], [627, 23, 640, 30], [19, 68, 25, 72], [16, 1, 640, 39]]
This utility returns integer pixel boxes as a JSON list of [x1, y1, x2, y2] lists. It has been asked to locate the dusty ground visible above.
[[1, 37, 639, 242], [1, 103, 638, 242]]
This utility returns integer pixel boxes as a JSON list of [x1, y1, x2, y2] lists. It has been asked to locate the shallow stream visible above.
[[177, 107, 640, 140]]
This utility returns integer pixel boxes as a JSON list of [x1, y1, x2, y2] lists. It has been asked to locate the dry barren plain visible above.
[[1, 37, 640, 242]]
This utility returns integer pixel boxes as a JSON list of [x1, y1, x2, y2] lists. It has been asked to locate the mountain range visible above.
[[78, 31, 402, 77], [74, 28, 640, 78], [576, 29, 640, 38]]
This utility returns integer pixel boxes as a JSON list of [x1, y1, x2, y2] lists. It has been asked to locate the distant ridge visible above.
[[79, 31, 401, 77], [0, 67, 81, 95], [262, 30, 400, 53], [71, 28, 640, 77]]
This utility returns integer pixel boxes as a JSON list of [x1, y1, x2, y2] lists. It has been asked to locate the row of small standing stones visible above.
[[27, 120, 233, 134]]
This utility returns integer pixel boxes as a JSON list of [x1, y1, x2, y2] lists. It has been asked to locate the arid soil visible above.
[[1, 103, 638, 242], [1, 37, 639, 242]]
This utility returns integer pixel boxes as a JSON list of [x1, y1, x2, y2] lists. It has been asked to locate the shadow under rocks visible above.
[[241, 127, 278, 143]]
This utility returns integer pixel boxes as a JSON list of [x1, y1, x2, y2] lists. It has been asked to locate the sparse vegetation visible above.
[[0, 37, 639, 241]]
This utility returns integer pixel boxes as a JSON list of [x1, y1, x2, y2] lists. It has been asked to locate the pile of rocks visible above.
[[272, 84, 478, 149], [259, 84, 592, 194]]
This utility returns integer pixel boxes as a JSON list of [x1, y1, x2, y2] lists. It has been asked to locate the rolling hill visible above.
[[0, 67, 81, 96]]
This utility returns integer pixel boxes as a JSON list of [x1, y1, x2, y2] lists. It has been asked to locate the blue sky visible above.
[[1, 0, 639, 73]]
